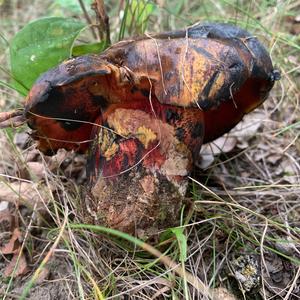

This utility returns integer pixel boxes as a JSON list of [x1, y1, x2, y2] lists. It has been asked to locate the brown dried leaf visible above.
[[0, 207, 12, 228], [0, 227, 21, 255], [26, 161, 46, 179], [47, 149, 68, 167], [212, 287, 237, 300], [24, 149, 40, 163], [0, 182, 50, 212], [4, 251, 28, 277], [266, 153, 282, 165]]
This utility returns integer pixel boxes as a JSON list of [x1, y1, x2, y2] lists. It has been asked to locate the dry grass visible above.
[[0, 0, 299, 299]]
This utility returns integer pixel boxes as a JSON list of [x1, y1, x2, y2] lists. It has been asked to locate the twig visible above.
[[0, 109, 23, 122], [78, 0, 98, 40], [0, 110, 25, 128], [283, 265, 300, 300], [92, 0, 111, 46]]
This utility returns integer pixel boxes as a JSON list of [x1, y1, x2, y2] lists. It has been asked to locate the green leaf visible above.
[[0, 80, 27, 96], [10, 17, 85, 91], [72, 42, 107, 57], [170, 227, 187, 262]]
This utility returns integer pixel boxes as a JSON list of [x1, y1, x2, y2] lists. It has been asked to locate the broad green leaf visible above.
[[170, 227, 187, 262], [72, 42, 107, 57], [158, 226, 187, 263], [10, 17, 85, 91], [0, 80, 26, 96]]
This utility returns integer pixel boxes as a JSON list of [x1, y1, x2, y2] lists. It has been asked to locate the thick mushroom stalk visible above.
[[85, 97, 203, 234]]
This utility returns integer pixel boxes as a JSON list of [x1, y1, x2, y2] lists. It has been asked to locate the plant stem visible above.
[[92, 0, 111, 46], [78, 0, 98, 40]]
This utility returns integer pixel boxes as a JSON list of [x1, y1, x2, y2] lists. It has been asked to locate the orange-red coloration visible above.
[[203, 77, 274, 143], [23, 23, 278, 157], [0, 22, 280, 235], [87, 96, 203, 183]]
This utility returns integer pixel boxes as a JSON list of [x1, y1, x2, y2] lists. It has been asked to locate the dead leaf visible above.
[[198, 112, 265, 168], [0, 182, 51, 212], [201, 136, 237, 156], [0, 209, 14, 251], [24, 149, 40, 163], [278, 158, 299, 184], [0, 227, 21, 254], [253, 151, 267, 162], [46, 149, 68, 170], [198, 136, 237, 169], [26, 161, 46, 179], [0, 201, 9, 212], [212, 287, 237, 300], [0, 208, 13, 232], [232, 112, 265, 149], [266, 153, 282, 165], [234, 112, 264, 137], [14, 131, 30, 150], [4, 251, 28, 277], [196, 153, 215, 169]]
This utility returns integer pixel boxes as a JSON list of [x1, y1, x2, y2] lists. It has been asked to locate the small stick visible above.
[[92, 0, 111, 46], [0, 110, 25, 128], [0, 110, 22, 122], [78, 0, 98, 40]]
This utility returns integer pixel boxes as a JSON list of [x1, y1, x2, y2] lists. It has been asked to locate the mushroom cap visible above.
[[24, 22, 278, 154], [20, 22, 279, 236]]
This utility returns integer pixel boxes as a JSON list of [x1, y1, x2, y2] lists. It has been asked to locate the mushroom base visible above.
[[81, 167, 185, 238]]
